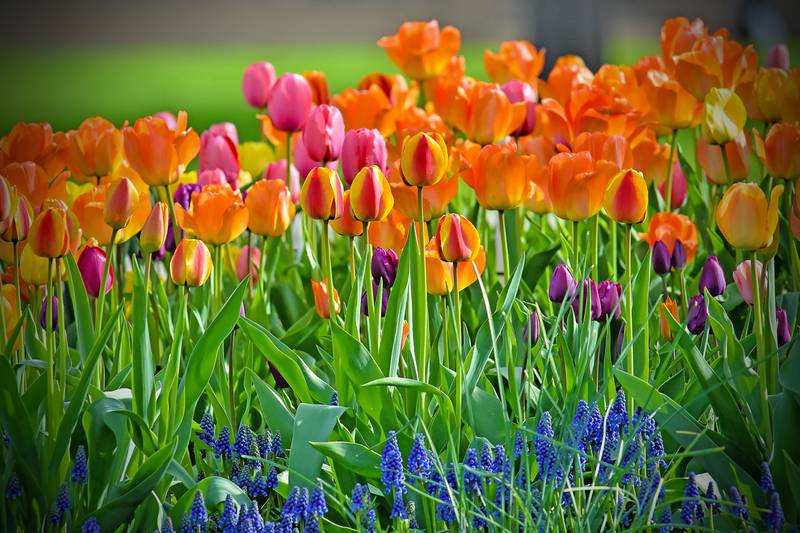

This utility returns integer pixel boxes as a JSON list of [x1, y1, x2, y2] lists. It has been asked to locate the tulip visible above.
[[20, 243, 62, 285], [140, 202, 169, 254], [424, 238, 486, 295], [523, 310, 541, 345], [170, 239, 212, 287], [716, 183, 783, 251], [238, 141, 273, 179], [311, 279, 340, 319], [176, 184, 249, 245], [350, 165, 394, 222], [484, 40, 546, 86], [776, 308, 792, 347], [755, 69, 796, 121], [659, 296, 679, 340], [151, 112, 177, 129], [235, 245, 260, 283], [199, 127, 240, 187], [640, 212, 699, 262], [372, 247, 399, 287], [1, 122, 61, 168], [400, 132, 449, 188], [651, 240, 672, 276], [197, 169, 228, 187], [67, 117, 123, 180], [264, 160, 300, 203], [660, 17, 706, 69], [686, 294, 707, 334], [756, 123, 800, 180], [597, 280, 622, 322], [389, 161, 458, 221], [378, 20, 461, 80], [0, 178, 14, 234], [603, 169, 648, 224], [1, 194, 32, 243], [367, 208, 410, 252], [361, 281, 388, 317], [733, 260, 765, 306], [341, 128, 388, 186], [699, 256, 727, 297], [292, 135, 338, 180], [767, 44, 790, 70], [657, 158, 687, 209], [304, 70, 330, 105], [268, 74, 313, 132], [72, 181, 150, 246], [571, 279, 601, 321], [449, 81, 527, 144], [103, 177, 139, 230], [549, 264, 577, 303], [123, 112, 200, 187], [643, 70, 699, 130], [245, 179, 296, 238], [696, 133, 750, 184], [467, 143, 533, 211], [331, 86, 395, 136], [501, 81, 537, 137], [29, 206, 70, 258], [435, 214, 481, 263], [302, 105, 345, 163], [549, 151, 614, 221], [242, 62, 277, 109], [671, 240, 686, 270], [173, 183, 200, 211], [77, 243, 113, 298], [330, 191, 363, 237], [39, 295, 58, 332], [300, 167, 344, 221], [2, 284, 19, 341], [701, 88, 746, 145]]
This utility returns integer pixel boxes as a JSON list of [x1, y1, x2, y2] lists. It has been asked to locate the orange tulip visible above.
[[659, 296, 679, 340], [350, 165, 394, 221], [358, 73, 419, 112], [330, 190, 363, 237], [299, 167, 344, 221], [377, 20, 460, 80], [245, 179, 296, 237], [640, 211, 699, 261], [1, 161, 51, 211], [642, 70, 699, 130], [716, 183, 783, 251], [29, 204, 70, 258], [696, 133, 750, 184], [332, 85, 396, 137], [367, 208, 410, 252], [449, 81, 527, 144], [547, 151, 615, 221], [424, 238, 486, 295], [103, 177, 139, 230], [139, 202, 169, 254], [435, 213, 481, 263], [572, 132, 633, 170], [753, 123, 800, 180], [631, 133, 670, 185], [603, 169, 648, 224], [67, 117, 123, 180], [400, 132, 449, 187], [484, 40, 546, 86], [176, 184, 248, 245], [465, 143, 533, 211], [660, 17, 706, 71], [72, 179, 150, 245], [170, 238, 212, 287], [123, 111, 200, 187], [311, 278, 340, 318], [0, 122, 68, 179], [303, 70, 331, 105], [673, 35, 757, 102], [543, 55, 594, 106]]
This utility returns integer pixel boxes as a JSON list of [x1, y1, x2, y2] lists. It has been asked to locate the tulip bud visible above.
[[293, 135, 338, 180], [372, 247, 399, 287], [767, 43, 790, 70], [300, 167, 344, 221], [657, 158, 687, 209], [671, 240, 686, 270], [197, 169, 228, 187], [776, 308, 792, 347], [400, 132, 449, 187], [350, 165, 394, 222], [733, 260, 765, 306], [170, 239, 212, 287], [242, 62, 277, 109], [549, 264, 576, 303], [199, 128, 240, 188], [0, 178, 14, 235], [572, 279, 602, 321], [2, 194, 32, 243], [523, 310, 540, 345], [435, 214, 481, 263], [39, 295, 58, 332], [603, 169, 648, 224], [235, 245, 260, 283], [268, 73, 313, 132], [686, 294, 707, 334], [702, 88, 746, 145], [699, 256, 727, 297], [302, 105, 345, 163], [361, 281, 388, 317], [29, 206, 70, 258], [103, 177, 139, 230], [597, 280, 622, 322], [341, 128, 388, 185], [139, 202, 169, 254], [651, 240, 672, 276], [77, 243, 113, 298], [312, 278, 340, 319], [264, 160, 300, 203], [501, 80, 537, 137], [659, 296, 679, 340]]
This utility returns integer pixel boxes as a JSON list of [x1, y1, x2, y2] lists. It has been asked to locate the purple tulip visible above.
[[39, 295, 58, 332], [572, 279, 601, 321], [671, 240, 686, 270], [361, 281, 388, 317], [268, 359, 289, 388], [268, 73, 313, 132], [302, 105, 345, 163], [78, 245, 113, 298], [777, 308, 792, 347], [199, 127, 240, 187], [341, 128, 388, 185], [651, 240, 671, 276], [549, 264, 576, 303], [242, 62, 277, 109], [501, 80, 537, 137], [597, 280, 622, 322], [687, 294, 707, 334], [173, 183, 200, 211], [371, 247, 398, 288], [699, 255, 726, 297], [523, 310, 540, 345], [767, 43, 790, 70], [292, 135, 338, 179]]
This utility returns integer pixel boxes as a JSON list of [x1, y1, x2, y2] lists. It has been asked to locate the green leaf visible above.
[[65, 253, 95, 358], [169, 476, 251, 525], [469, 387, 509, 443], [83, 397, 132, 508], [344, 244, 367, 337], [522, 243, 559, 293], [309, 441, 382, 479], [632, 251, 650, 378], [247, 368, 294, 445], [130, 258, 154, 422], [377, 234, 412, 377], [288, 404, 346, 488], [362, 376, 453, 421]]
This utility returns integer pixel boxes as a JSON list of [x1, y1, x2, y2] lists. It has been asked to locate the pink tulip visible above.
[[151, 112, 177, 130], [208, 122, 239, 146], [733, 259, 766, 306], [658, 158, 687, 209], [268, 73, 313, 132], [236, 245, 261, 283], [264, 160, 301, 203], [78, 245, 113, 298], [242, 62, 277, 109], [198, 169, 229, 188], [340, 128, 388, 185], [293, 135, 338, 180], [199, 127, 240, 188], [767, 43, 790, 70], [302, 105, 345, 163], [501, 80, 537, 137]]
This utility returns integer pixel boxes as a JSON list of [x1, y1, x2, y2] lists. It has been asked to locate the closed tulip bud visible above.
[[686, 294, 707, 334], [597, 280, 622, 322], [435, 214, 481, 263], [523, 310, 540, 345], [39, 295, 58, 332], [756, 123, 800, 180], [242, 62, 277, 109], [2, 194, 32, 243], [651, 240, 672, 276], [235, 245, 260, 283], [755, 69, 795, 122], [0, 178, 14, 235], [767, 44, 790, 70], [140, 202, 169, 254], [103, 177, 139, 230], [199, 127, 240, 187], [671, 240, 686, 270], [312, 278, 340, 319], [400, 132, 449, 188], [501, 80, 537, 137], [77, 243, 113, 298], [372, 247, 398, 287], [776, 308, 792, 347], [716, 183, 783, 251], [657, 158, 687, 209], [245, 179, 296, 237], [302, 105, 345, 163], [264, 160, 300, 203], [300, 167, 344, 221], [29, 206, 70, 258], [702, 88, 746, 145], [268, 73, 313, 132], [699, 255, 727, 297], [170, 239, 212, 287], [659, 296, 679, 340], [733, 260, 765, 306], [572, 279, 602, 321], [361, 281, 388, 317], [341, 128, 388, 186], [603, 169, 648, 224], [350, 165, 394, 222], [330, 191, 363, 237], [549, 264, 576, 303]]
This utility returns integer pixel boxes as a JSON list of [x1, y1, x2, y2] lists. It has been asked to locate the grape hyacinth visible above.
[[329, 390, 338, 406], [71, 445, 88, 484], [6, 473, 20, 500], [81, 516, 101, 533], [727, 486, 749, 522], [218, 495, 238, 532], [390, 493, 407, 519], [380, 431, 406, 494], [215, 426, 232, 459], [257, 432, 271, 458], [271, 432, 284, 457], [514, 429, 528, 459], [198, 413, 215, 446], [765, 492, 784, 531], [189, 490, 208, 530], [407, 433, 432, 481], [308, 482, 328, 519], [160, 517, 175, 533], [233, 424, 252, 458], [704, 483, 721, 514], [679, 472, 703, 525], [463, 447, 482, 496], [760, 461, 776, 493], [49, 483, 71, 525]]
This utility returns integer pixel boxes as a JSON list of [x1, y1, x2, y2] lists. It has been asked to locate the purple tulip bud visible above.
[[699, 255, 726, 297], [767, 43, 790, 70], [651, 240, 671, 276], [572, 279, 602, 321], [597, 280, 622, 322], [671, 240, 686, 270], [173, 183, 200, 211], [361, 281, 388, 317], [777, 308, 792, 347], [39, 295, 58, 332], [687, 294, 707, 334], [549, 264, 576, 303], [267, 359, 289, 388], [371, 247, 398, 287], [523, 310, 540, 345]]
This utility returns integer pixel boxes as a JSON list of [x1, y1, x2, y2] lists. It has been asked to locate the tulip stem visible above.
[[571, 220, 579, 273], [56, 259, 68, 404], [349, 236, 356, 287], [498, 211, 511, 285], [322, 220, 336, 319], [664, 129, 678, 212], [12, 241, 23, 364], [751, 253, 767, 393], [45, 259, 56, 437], [591, 214, 598, 277], [624, 224, 634, 377], [417, 187, 428, 384], [610, 221, 618, 280], [95, 229, 117, 332]]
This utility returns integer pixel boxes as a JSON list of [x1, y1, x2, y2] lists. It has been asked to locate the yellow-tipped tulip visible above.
[[350, 165, 394, 222], [701, 88, 746, 145], [139, 201, 169, 254], [299, 167, 344, 221], [103, 177, 140, 230], [29, 205, 70, 258], [435, 213, 481, 263], [400, 132, 449, 187], [603, 169, 649, 224], [2, 193, 32, 243], [170, 238, 212, 287], [716, 183, 783, 251]]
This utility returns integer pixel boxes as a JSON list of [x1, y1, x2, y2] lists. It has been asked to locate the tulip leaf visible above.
[[378, 233, 412, 378], [130, 258, 154, 423], [288, 403, 346, 488], [65, 253, 96, 358], [309, 441, 382, 479], [247, 367, 295, 445], [362, 376, 453, 421], [632, 250, 650, 379]]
